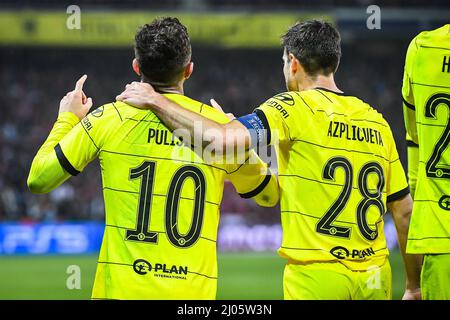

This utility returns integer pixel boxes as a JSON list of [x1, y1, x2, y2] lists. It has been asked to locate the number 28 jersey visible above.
[[239, 88, 409, 270]]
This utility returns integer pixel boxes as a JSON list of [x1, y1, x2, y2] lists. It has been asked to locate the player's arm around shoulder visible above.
[[198, 99, 279, 207], [117, 82, 252, 151]]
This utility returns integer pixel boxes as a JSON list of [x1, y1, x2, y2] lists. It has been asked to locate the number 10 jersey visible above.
[[56, 97, 274, 299]]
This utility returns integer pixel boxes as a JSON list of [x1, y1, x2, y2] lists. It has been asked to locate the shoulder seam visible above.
[[293, 92, 315, 114], [111, 102, 123, 121], [314, 89, 334, 104], [81, 121, 100, 150]]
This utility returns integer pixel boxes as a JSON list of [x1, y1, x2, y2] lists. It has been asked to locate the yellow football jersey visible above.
[[55, 95, 275, 299], [402, 24, 450, 254], [241, 88, 409, 270]]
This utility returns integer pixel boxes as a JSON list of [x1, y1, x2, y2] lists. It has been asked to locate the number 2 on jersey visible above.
[[316, 157, 385, 241], [425, 93, 450, 178]]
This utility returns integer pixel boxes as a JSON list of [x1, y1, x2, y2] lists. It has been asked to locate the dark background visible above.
[[0, 0, 448, 222]]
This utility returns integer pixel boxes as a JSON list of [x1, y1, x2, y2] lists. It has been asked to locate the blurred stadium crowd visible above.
[[0, 36, 410, 222], [1, 0, 449, 9]]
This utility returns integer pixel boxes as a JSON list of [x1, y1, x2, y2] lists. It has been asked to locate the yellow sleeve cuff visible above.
[[57, 112, 80, 126]]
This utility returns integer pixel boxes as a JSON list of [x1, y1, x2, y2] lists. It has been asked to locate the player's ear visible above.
[[288, 53, 299, 76], [184, 62, 194, 80], [132, 58, 141, 76]]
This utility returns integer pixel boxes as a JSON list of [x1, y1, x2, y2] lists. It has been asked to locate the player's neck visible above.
[[142, 79, 184, 95], [154, 84, 184, 95], [299, 74, 342, 93], [155, 87, 184, 95]]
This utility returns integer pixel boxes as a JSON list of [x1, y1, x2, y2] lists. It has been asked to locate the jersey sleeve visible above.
[[199, 101, 279, 206], [226, 150, 279, 207], [27, 112, 79, 193], [386, 129, 410, 203], [57, 104, 115, 175], [402, 36, 419, 144], [406, 133, 419, 199], [237, 92, 303, 148]]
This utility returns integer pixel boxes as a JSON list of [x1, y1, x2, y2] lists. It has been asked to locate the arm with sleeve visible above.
[[27, 112, 80, 193], [28, 110, 104, 194], [402, 37, 419, 144], [231, 94, 298, 206], [386, 129, 410, 203], [226, 150, 279, 207], [402, 38, 419, 198]]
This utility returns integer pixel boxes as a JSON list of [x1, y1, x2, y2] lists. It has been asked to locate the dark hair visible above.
[[134, 17, 191, 85], [282, 20, 341, 77]]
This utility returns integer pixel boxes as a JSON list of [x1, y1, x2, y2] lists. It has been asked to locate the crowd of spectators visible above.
[[2, 0, 448, 10], [0, 37, 409, 222]]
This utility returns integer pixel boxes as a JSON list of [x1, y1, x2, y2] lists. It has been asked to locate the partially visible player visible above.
[[27, 18, 278, 299], [117, 20, 421, 300], [402, 24, 450, 300]]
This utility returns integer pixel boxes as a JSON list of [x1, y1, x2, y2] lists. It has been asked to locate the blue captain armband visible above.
[[236, 110, 271, 150]]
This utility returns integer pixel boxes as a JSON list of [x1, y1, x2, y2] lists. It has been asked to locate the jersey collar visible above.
[[315, 87, 346, 96]]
